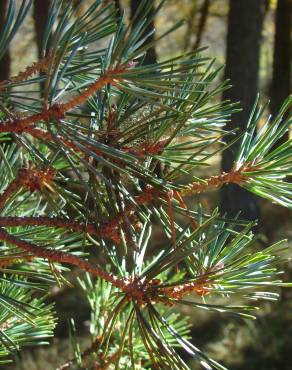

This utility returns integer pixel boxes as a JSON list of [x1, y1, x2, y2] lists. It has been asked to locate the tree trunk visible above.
[[130, 0, 157, 65], [33, 0, 50, 97], [270, 0, 291, 146], [271, 0, 292, 302], [221, 0, 265, 220], [0, 0, 10, 81], [113, 0, 122, 17], [33, 0, 50, 59], [183, 2, 198, 51], [192, 0, 210, 51]]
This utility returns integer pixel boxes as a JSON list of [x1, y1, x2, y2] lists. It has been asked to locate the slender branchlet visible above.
[[0, 226, 126, 290], [0, 164, 256, 257], [94, 351, 120, 370], [121, 275, 216, 307], [0, 254, 34, 269], [0, 176, 22, 210], [0, 163, 56, 210], [180, 165, 253, 197], [0, 65, 130, 134], [0, 106, 65, 133], [93, 166, 256, 238], [0, 216, 121, 244], [0, 54, 51, 87], [123, 139, 167, 157], [0, 216, 96, 233], [0, 224, 215, 307]]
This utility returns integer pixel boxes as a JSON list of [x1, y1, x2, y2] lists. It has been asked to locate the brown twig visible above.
[[0, 65, 128, 134], [0, 164, 56, 210], [0, 176, 22, 210], [99, 167, 252, 238], [0, 54, 51, 88], [94, 351, 120, 369], [180, 166, 251, 197], [0, 254, 34, 269], [0, 216, 120, 244], [0, 105, 65, 133], [0, 216, 96, 233], [0, 221, 214, 305], [0, 226, 126, 290]]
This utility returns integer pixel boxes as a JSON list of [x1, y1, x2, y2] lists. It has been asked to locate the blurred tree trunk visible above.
[[0, 0, 10, 81], [183, 1, 199, 51], [270, 0, 291, 146], [33, 0, 50, 59], [130, 0, 157, 65], [221, 0, 265, 220], [33, 0, 50, 97], [113, 0, 122, 17], [272, 0, 292, 301], [192, 0, 210, 50]]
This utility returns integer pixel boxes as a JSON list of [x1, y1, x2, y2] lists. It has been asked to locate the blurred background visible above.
[[1, 0, 291, 369]]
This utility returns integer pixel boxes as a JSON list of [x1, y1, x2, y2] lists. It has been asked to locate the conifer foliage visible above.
[[0, 1, 291, 369]]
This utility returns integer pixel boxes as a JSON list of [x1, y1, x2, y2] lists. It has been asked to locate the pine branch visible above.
[[0, 1, 291, 368], [0, 226, 127, 289], [181, 165, 252, 196], [0, 64, 132, 132]]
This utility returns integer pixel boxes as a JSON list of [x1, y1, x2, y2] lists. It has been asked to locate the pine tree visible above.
[[0, 1, 291, 369]]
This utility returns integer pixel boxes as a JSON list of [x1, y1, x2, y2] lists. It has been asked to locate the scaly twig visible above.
[[0, 164, 56, 210], [0, 226, 126, 290], [0, 54, 51, 88], [180, 165, 253, 197], [0, 64, 130, 134], [0, 216, 121, 244]]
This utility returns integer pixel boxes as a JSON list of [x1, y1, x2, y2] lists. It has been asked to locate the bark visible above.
[[270, 0, 291, 146], [113, 0, 122, 17], [192, 0, 210, 50], [221, 0, 266, 220], [271, 0, 292, 301], [130, 0, 157, 65], [183, 1, 199, 51], [33, 0, 51, 59], [33, 0, 50, 97], [0, 0, 10, 81]]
